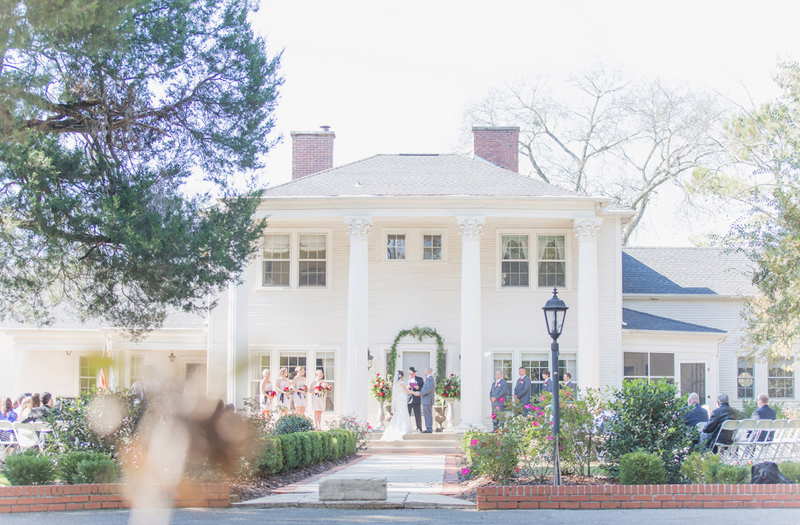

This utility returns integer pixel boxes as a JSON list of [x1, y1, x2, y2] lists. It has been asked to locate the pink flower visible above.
[[532, 421, 538, 427], [471, 439, 478, 446], [461, 467, 471, 475], [515, 467, 519, 473], [491, 413, 497, 420], [367, 424, 372, 429], [538, 412, 544, 417], [524, 404, 532, 409], [498, 398, 504, 402], [549, 421, 554, 425], [547, 436, 554, 440]]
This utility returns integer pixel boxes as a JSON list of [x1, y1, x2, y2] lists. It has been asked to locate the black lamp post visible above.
[[542, 287, 568, 486]]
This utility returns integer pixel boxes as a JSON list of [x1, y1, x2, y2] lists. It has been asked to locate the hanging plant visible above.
[[386, 326, 447, 384]]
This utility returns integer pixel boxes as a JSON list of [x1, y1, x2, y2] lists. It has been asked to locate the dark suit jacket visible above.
[[407, 376, 422, 406], [703, 403, 738, 447], [542, 378, 553, 393], [753, 405, 777, 421], [514, 375, 531, 405], [685, 403, 708, 427]]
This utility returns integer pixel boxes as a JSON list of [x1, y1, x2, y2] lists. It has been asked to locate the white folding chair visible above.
[[726, 419, 756, 463], [0, 420, 18, 461], [773, 419, 798, 462], [31, 422, 53, 452], [11, 422, 40, 451], [710, 419, 740, 459]]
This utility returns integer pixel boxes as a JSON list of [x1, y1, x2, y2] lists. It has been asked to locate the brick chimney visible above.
[[472, 126, 520, 173], [291, 126, 335, 179]]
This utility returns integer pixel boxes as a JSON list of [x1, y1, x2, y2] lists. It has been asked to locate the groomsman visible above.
[[489, 370, 507, 430], [514, 366, 531, 410], [407, 367, 423, 432], [420, 367, 436, 433], [542, 370, 553, 393]]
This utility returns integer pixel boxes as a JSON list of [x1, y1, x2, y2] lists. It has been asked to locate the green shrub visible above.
[[461, 431, 518, 481], [272, 414, 314, 435], [715, 464, 749, 484], [254, 437, 283, 476], [680, 452, 706, 484], [278, 434, 300, 471], [57, 451, 111, 484], [461, 430, 483, 464], [319, 432, 334, 461], [601, 379, 695, 483], [619, 451, 667, 485], [46, 389, 145, 458], [308, 432, 324, 464], [296, 433, 313, 467], [75, 458, 120, 484], [779, 462, 800, 482], [701, 453, 724, 483], [5, 452, 56, 485]]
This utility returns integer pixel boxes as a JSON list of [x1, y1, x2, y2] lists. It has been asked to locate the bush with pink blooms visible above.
[[460, 430, 518, 481]]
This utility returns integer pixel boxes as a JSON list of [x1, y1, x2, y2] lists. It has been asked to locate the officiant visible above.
[[407, 367, 423, 432]]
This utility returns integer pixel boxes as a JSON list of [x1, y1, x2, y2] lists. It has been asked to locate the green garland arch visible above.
[[386, 326, 446, 384]]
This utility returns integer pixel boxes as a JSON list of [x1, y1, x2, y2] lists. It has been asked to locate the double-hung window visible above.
[[537, 235, 566, 288], [501, 235, 529, 287], [623, 352, 675, 383], [500, 232, 568, 289], [79, 356, 97, 393], [262, 232, 329, 289], [737, 357, 755, 399], [768, 359, 795, 399], [423, 234, 442, 260]]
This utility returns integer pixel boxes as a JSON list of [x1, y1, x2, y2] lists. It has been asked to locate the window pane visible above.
[[251, 354, 272, 400], [387, 234, 406, 260], [299, 235, 326, 260], [623, 352, 648, 377], [737, 357, 754, 399], [130, 356, 145, 386], [522, 352, 549, 393], [558, 355, 577, 386], [650, 353, 675, 377], [263, 234, 290, 259], [263, 260, 290, 286], [423, 235, 442, 260], [299, 261, 326, 287]]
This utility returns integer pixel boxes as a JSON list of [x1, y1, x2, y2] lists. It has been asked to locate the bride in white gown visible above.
[[381, 370, 418, 442]]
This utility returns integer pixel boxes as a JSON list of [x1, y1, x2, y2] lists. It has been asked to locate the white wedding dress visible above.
[[380, 376, 413, 442]]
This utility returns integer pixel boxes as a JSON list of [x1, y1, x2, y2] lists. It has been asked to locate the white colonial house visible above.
[[1, 127, 796, 424]]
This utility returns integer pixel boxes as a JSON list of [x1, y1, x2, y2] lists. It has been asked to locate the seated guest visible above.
[[685, 392, 709, 427], [0, 397, 17, 422], [24, 392, 52, 422], [703, 393, 738, 452], [752, 393, 777, 442]]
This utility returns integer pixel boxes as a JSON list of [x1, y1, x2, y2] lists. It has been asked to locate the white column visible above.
[[573, 218, 603, 389], [456, 217, 485, 428], [345, 217, 373, 422], [226, 279, 249, 408]]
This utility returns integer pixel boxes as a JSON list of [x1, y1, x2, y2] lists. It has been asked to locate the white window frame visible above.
[[768, 358, 796, 400], [78, 355, 98, 394], [313, 350, 336, 412], [259, 229, 333, 290], [736, 355, 755, 400], [250, 352, 272, 402], [380, 229, 448, 262], [496, 229, 571, 290], [386, 233, 407, 261], [623, 352, 676, 383], [128, 353, 146, 388]]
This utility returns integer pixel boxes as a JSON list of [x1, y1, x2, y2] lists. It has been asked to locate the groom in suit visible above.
[[514, 366, 531, 412], [420, 367, 436, 433], [489, 370, 507, 430], [407, 367, 423, 432]]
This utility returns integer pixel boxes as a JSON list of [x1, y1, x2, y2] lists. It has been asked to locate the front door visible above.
[[401, 351, 431, 377], [680, 362, 706, 401]]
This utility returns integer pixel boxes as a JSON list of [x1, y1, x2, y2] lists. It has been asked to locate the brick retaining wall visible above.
[[0, 482, 229, 514], [478, 484, 800, 510]]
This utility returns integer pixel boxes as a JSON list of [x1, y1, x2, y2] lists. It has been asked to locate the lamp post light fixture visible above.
[[168, 352, 176, 363], [367, 348, 374, 370], [542, 287, 568, 486]]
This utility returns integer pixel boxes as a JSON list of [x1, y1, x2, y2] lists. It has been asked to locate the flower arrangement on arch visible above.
[[436, 374, 461, 401], [370, 374, 392, 403]]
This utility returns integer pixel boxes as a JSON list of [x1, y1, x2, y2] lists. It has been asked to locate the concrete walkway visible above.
[[236, 454, 473, 509]]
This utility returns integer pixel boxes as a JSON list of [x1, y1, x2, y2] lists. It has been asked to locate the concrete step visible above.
[[369, 439, 459, 448], [369, 432, 463, 442], [364, 445, 463, 455]]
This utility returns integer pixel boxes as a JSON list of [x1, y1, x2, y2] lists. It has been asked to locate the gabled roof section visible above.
[[622, 247, 756, 296], [622, 308, 725, 333], [262, 154, 583, 198]]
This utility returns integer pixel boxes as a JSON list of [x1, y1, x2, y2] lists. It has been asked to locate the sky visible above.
[[250, 0, 800, 246]]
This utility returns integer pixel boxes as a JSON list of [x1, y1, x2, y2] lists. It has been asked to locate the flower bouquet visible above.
[[314, 383, 332, 395], [370, 374, 392, 403], [437, 374, 461, 401], [268, 390, 277, 398]]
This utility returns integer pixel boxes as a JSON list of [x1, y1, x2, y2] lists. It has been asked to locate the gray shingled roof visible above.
[[622, 247, 756, 296], [262, 154, 583, 198], [622, 308, 725, 333]]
